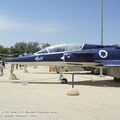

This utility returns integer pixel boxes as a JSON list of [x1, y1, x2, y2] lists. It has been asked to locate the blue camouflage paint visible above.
[[5, 44, 120, 66]]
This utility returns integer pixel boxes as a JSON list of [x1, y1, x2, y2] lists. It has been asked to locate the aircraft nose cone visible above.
[[5, 57, 21, 62], [5, 55, 36, 63], [5, 58, 13, 62]]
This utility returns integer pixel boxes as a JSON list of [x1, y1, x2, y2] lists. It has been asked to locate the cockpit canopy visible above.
[[34, 43, 120, 55], [34, 44, 83, 55]]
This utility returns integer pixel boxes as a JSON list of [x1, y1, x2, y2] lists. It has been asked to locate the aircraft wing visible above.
[[96, 60, 120, 67]]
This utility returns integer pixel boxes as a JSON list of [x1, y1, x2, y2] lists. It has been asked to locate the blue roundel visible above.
[[99, 50, 108, 58]]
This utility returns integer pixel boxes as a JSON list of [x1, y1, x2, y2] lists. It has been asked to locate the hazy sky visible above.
[[0, 0, 120, 47]]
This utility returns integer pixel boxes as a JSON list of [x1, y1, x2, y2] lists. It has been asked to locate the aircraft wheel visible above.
[[114, 77, 120, 82], [56, 71, 60, 74], [61, 78, 68, 84]]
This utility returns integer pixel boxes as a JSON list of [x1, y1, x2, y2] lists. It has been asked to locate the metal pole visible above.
[[72, 74, 74, 88], [99, 0, 104, 76], [101, 0, 103, 45]]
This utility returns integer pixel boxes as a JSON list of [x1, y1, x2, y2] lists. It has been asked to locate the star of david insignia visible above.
[[99, 50, 108, 58]]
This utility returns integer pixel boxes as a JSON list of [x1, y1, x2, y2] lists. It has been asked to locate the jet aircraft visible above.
[[6, 43, 120, 83]]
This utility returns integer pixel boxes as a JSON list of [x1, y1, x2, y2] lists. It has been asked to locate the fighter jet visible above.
[[6, 43, 120, 82]]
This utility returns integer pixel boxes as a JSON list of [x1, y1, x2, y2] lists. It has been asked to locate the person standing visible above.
[[0, 60, 3, 76], [2, 59, 5, 68]]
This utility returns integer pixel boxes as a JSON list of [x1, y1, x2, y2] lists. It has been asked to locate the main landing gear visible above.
[[114, 77, 120, 82]]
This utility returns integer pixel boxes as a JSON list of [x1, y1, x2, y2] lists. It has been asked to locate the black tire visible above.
[[114, 77, 120, 82], [56, 71, 60, 74], [61, 78, 68, 84]]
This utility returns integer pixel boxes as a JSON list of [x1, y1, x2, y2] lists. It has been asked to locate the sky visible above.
[[0, 0, 120, 47]]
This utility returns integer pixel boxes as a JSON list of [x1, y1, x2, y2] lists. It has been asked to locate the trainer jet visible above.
[[6, 43, 120, 82]]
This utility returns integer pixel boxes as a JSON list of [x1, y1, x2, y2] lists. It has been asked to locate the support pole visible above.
[[24, 65, 28, 73], [72, 73, 74, 88], [66, 73, 79, 96], [9, 64, 18, 80], [99, 67, 104, 77], [101, 0, 103, 45], [99, 0, 104, 76]]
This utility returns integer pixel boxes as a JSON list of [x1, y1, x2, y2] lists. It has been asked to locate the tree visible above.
[[27, 42, 40, 53], [0, 45, 10, 57], [2, 48, 10, 54], [41, 43, 50, 49], [0, 45, 4, 54], [9, 42, 50, 55], [13, 42, 27, 53], [10, 46, 16, 54]]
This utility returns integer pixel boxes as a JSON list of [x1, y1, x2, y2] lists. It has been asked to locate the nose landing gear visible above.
[[61, 78, 68, 84]]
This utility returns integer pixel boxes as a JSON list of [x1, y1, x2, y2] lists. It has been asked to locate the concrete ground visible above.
[[0, 64, 120, 120]]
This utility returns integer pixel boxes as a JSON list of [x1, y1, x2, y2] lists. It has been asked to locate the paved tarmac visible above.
[[0, 64, 120, 120]]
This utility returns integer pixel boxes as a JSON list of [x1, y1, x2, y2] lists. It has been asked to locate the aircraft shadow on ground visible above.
[[28, 82, 61, 84], [30, 72, 57, 74], [68, 80, 120, 87], [12, 81, 61, 85], [11, 79, 120, 87], [29, 72, 91, 75]]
